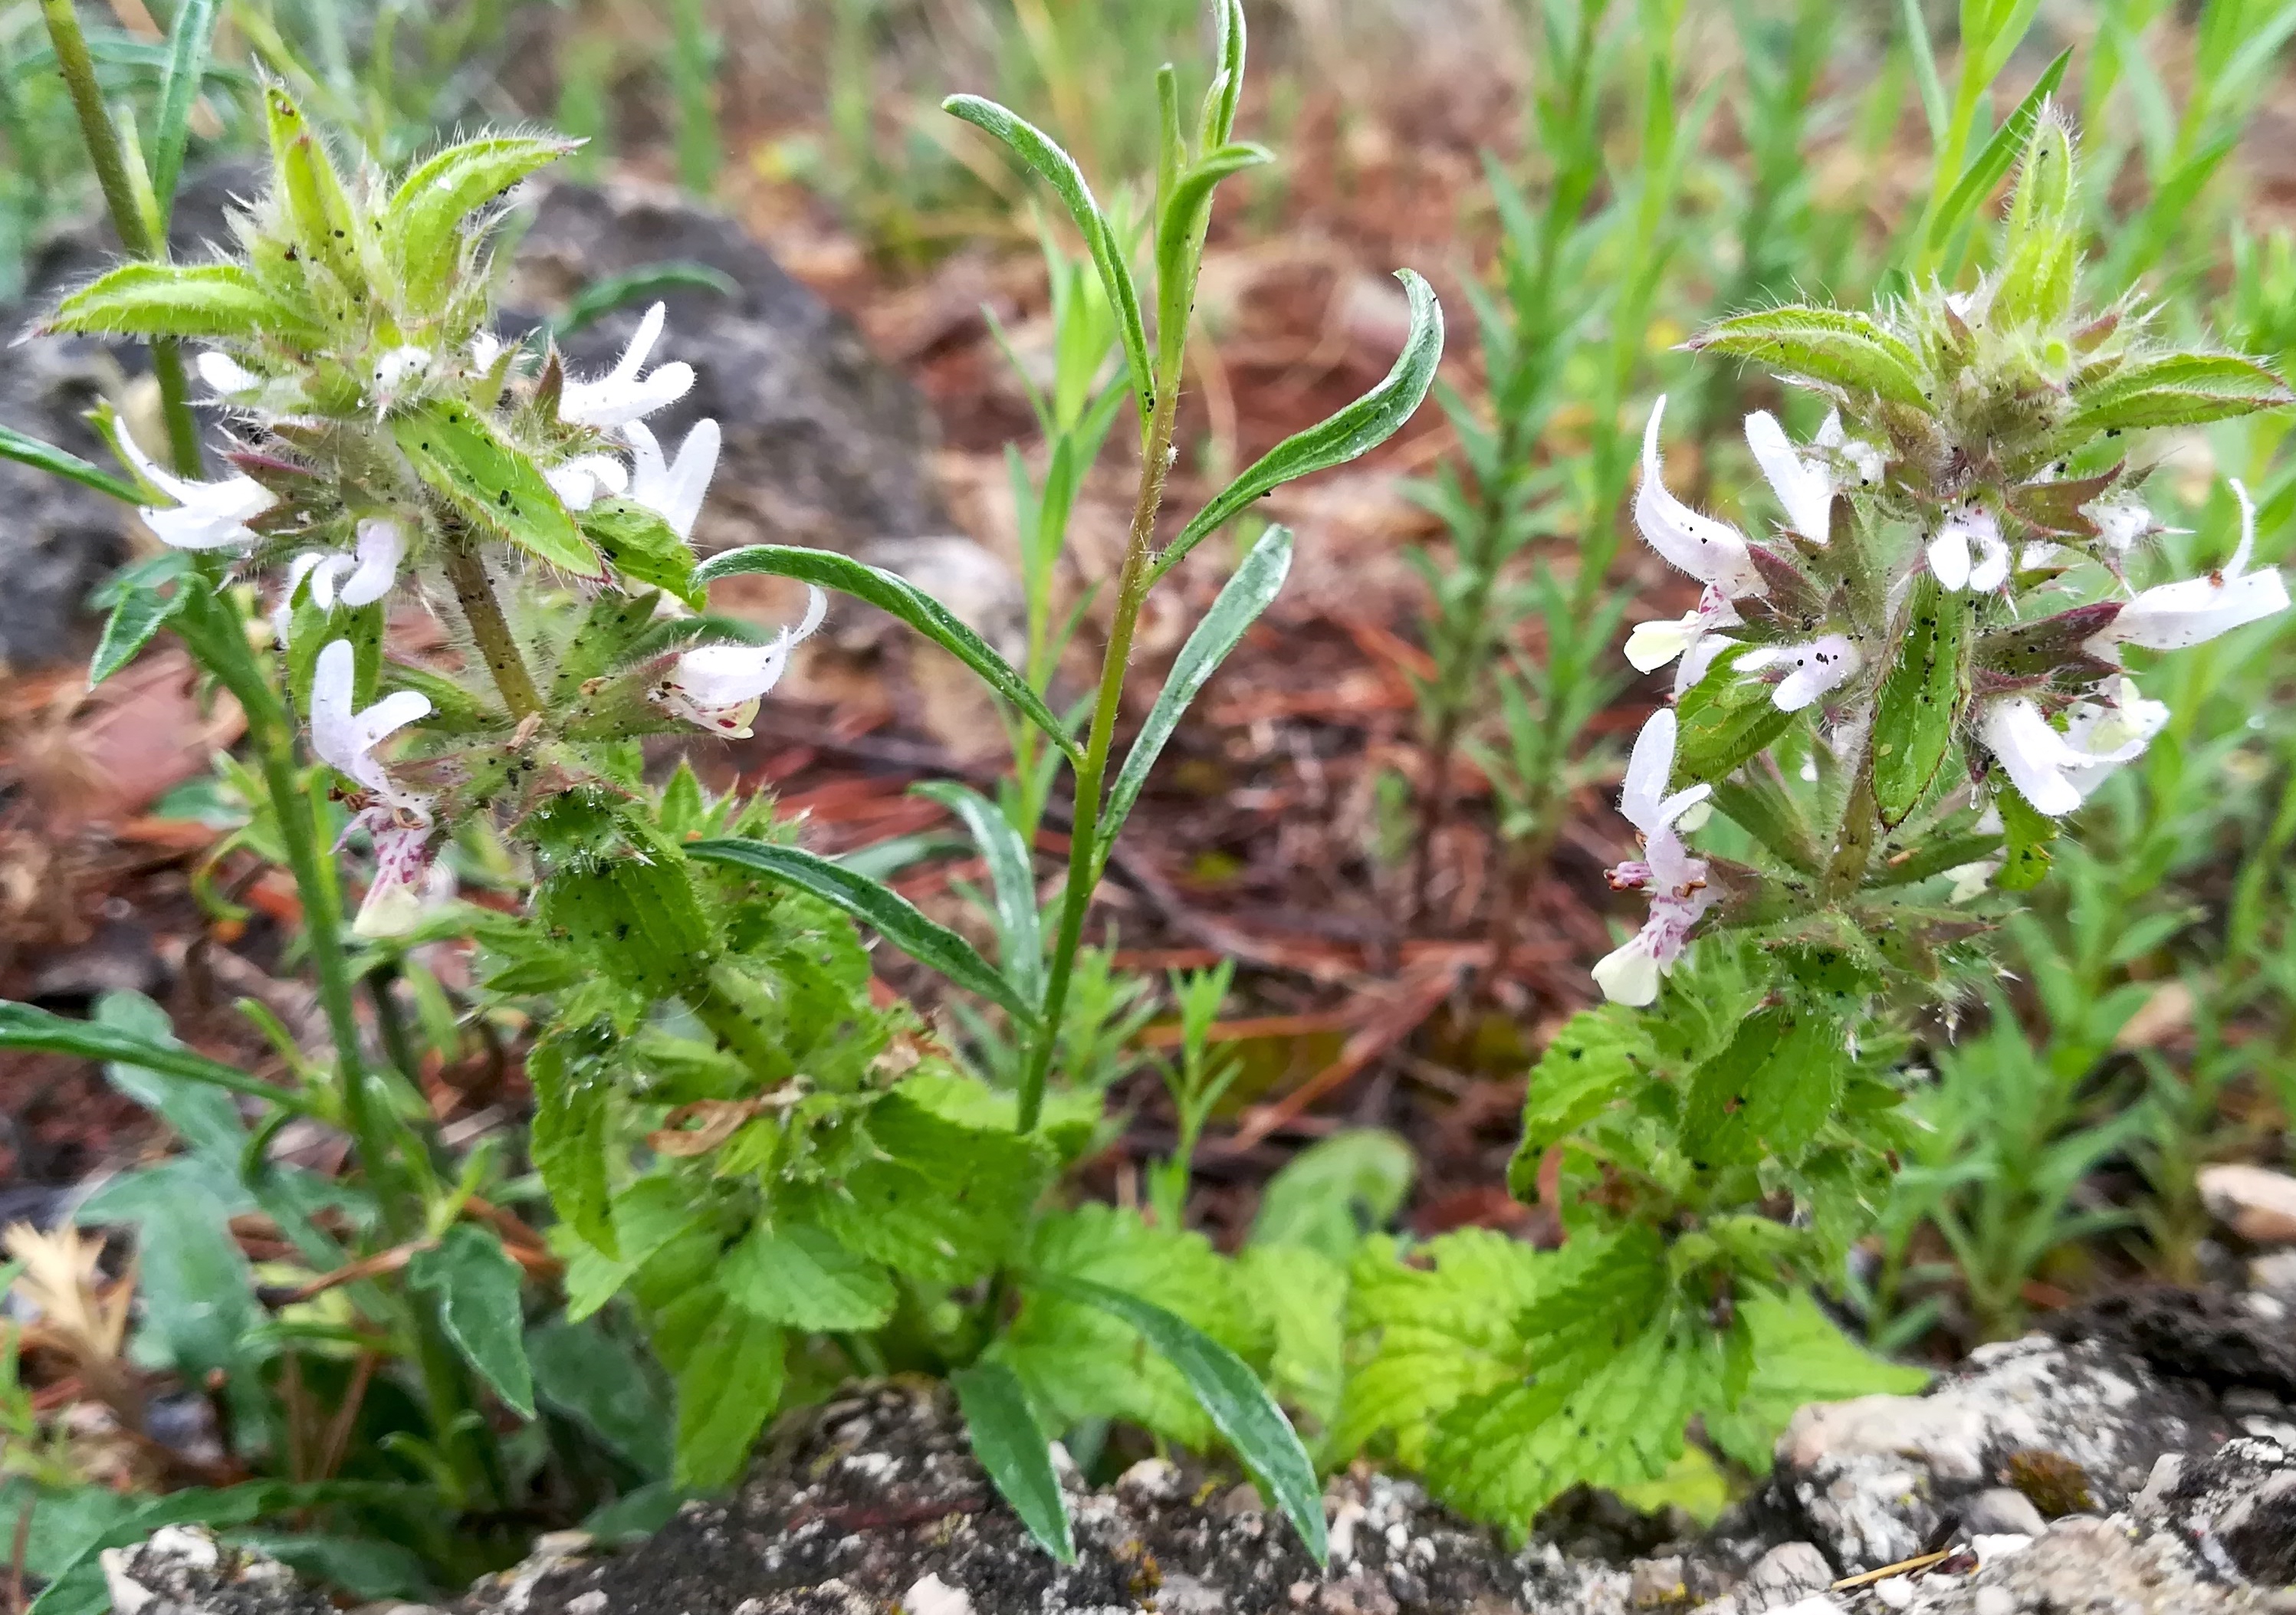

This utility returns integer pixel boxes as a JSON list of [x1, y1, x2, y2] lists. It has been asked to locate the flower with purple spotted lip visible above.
[[309, 639, 438, 937], [653, 588, 829, 738], [1592, 708, 1716, 1006]]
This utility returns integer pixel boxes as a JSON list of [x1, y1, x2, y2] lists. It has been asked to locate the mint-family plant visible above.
[[1334, 105, 2292, 1528], [0, 0, 1445, 1591]]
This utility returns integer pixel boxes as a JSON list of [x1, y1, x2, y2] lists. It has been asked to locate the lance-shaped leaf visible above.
[[1687, 307, 1930, 410], [1871, 576, 1969, 829], [1103, 526, 1292, 866], [1146, 274, 1440, 586], [1711, 765, 1824, 875], [942, 94, 1153, 419], [1926, 47, 2071, 263], [0, 1001, 314, 1114], [2066, 352, 2294, 433], [1995, 786, 2058, 891], [1036, 1275, 1327, 1564], [90, 572, 187, 687], [45, 262, 311, 343], [150, 0, 222, 213], [0, 426, 141, 504], [264, 87, 362, 285], [686, 839, 1041, 1026], [1974, 602, 2124, 680], [408, 1225, 536, 1419], [1674, 645, 1798, 786], [954, 1361, 1075, 1562], [1992, 99, 2079, 327], [386, 133, 580, 309], [1155, 141, 1272, 372], [1871, 831, 2005, 888], [912, 781, 1043, 1009], [391, 399, 602, 577], [550, 261, 739, 340], [693, 545, 1079, 762]]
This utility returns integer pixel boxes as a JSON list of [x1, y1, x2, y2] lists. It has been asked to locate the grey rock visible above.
[[1831, 1515, 2285, 1614], [2131, 1435, 2296, 1583], [1957, 1489, 2046, 1540], [97, 1526, 332, 1615]]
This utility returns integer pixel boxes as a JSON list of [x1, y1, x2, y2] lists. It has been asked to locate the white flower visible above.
[[1635, 396, 1767, 599], [273, 519, 406, 643], [1734, 632, 1863, 713], [371, 345, 434, 408], [1593, 709, 1716, 1006], [2061, 677, 2170, 800], [1979, 693, 2154, 817], [116, 425, 274, 551], [626, 419, 721, 540], [1945, 860, 1999, 904], [1624, 585, 1742, 694], [559, 302, 695, 428], [2086, 480, 2289, 653], [1929, 502, 2008, 591], [2084, 493, 2159, 555], [1743, 409, 1877, 544], [309, 639, 438, 937], [544, 453, 630, 514], [470, 331, 506, 371], [196, 350, 261, 398], [653, 587, 828, 737]]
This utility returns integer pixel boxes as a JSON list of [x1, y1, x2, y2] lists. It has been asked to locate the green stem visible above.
[[1018, 382, 1183, 1131], [1824, 753, 1881, 899], [443, 543, 543, 718], [40, 0, 202, 476]]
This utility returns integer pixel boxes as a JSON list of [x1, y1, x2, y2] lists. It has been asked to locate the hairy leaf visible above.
[[579, 497, 701, 606], [1674, 646, 1798, 786], [2068, 353, 2294, 433], [46, 263, 311, 343], [1507, 1005, 1657, 1196], [1702, 1288, 1927, 1472], [1688, 307, 1929, 409], [387, 134, 579, 308], [723, 1222, 895, 1331], [392, 400, 601, 577], [1871, 576, 1969, 828]]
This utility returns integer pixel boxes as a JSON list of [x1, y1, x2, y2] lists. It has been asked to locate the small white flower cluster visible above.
[[125, 304, 826, 935], [1596, 398, 2291, 1006]]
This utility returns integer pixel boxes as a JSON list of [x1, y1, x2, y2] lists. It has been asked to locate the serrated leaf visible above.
[[527, 1316, 675, 1477], [89, 575, 186, 688], [655, 1288, 783, 1491], [1871, 576, 1968, 829], [691, 546, 1078, 764], [537, 850, 717, 1001], [1701, 1288, 1928, 1473], [1506, 1005, 1657, 1196], [1147, 277, 1442, 585], [407, 1226, 535, 1419], [1103, 526, 1293, 862], [45, 262, 310, 343], [1041, 1272, 1327, 1563], [723, 1221, 895, 1331], [387, 134, 579, 309], [1683, 1003, 1847, 1167], [1995, 784, 2058, 891], [912, 781, 1042, 1009], [391, 399, 601, 577], [2067, 353, 2294, 433], [1689, 307, 1930, 409], [686, 838, 1040, 1026], [0, 425, 143, 504], [953, 1361, 1076, 1562], [1674, 645, 1798, 786], [940, 95, 1153, 420], [576, 497, 701, 606], [0, 1000, 311, 1114]]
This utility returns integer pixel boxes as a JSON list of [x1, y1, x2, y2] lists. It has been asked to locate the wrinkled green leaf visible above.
[[723, 1222, 895, 1331], [687, 838, 1040, 1025], [1674, 645, 1797, 786], [527, 1316, 675, 1476], [1507, 1005, 1657, 1195], [408, 1225, 536, 1419], [90, 574, 186, 688], [692, 545, 1079, 763], [656, 1289, 783, 1491], [953, 1361, 1076, 1562]]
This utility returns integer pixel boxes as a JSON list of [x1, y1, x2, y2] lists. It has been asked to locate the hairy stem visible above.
[[40, 0, 202, 476], [1019, 385, 1183, 1131], [444, 544, 543, 718]]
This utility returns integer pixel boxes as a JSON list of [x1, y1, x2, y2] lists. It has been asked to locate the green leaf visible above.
[[549, 261, 740, 340], [912, 781, 1043, 1009], [386, 133, 580, 309], [723, 1221, 895, 1331], [90, 573, 186, 687], [1710, 767, 1823, 875], [1688, 307, 1930, 409], [952, 1361, 1076, 1563], [1155, 140, 1273, 372], [228, 1532, 428, 1602], [1506, 1005, 1657, 1196], [578, 497, 701, 606], [1871, 576, 1969, 829], [1147, 274, 1442, 586], [1702, 1288, 1928, 1473], [527, 1030, 618, 1255], [1248, 1128, 1414, 1262], [44, 262, 311, 343], [686, 838, 1041, 1026], [527, 1316, 675, 1476], [1674, 645, 1797, 787], [1925, 47, 2071, 258], [1104, 527, 1292, 862], [0, 425, 143, 504], [126, 1160, 260, 1380], [264, 86, 361, 285], [1040, 1273, 1328, 1564], [941, 94, 1154, 423], [0, 1000, 313, 1114], [390, 399, 602, 578], [1995, 783, 2058, 891], [149, 0, 222, 212], [692, 545, 1079, 763], [655, 1289, 783, 1491], [408, 1225, 537, 1419], [2066, 352, 2294, 432], [1683, 1003, 1847, 1167]]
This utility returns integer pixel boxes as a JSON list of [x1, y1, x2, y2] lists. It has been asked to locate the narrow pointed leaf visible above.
[[1926, 48, 2071, 255], [0, 425, 143, 504], [685, 839, 1041, 1026], [90, 580, 186, 686], [1687, 307, 1930, 409], [954, 1361, 1075, 1562], [150, 0, 222, 212], [0, 1002, 312, 1114], [2066, 353, 2294, 432], [942, 95, 1153, 418], [1036, 1274, 1327, 1564], [45, 263, 310, 343], [912, 781, 1043, 1008], [1148, 274, 1441, 586], [549, 261, 739, 340], [692, 545, 1079, 762], [387, 133, 582, 308], [1104, 527, 1292, 865], [408, 1225, 537, 1419]]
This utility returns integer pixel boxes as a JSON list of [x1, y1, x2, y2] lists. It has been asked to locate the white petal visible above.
[[1619, 707, 1680, 835], [2104, 570, 2290, 651], [1624, 613, 1696, 673], [1592, 936, 1662, 1006], [1928, 526, 1972, 590], [1746, 409, 1833, 543], [308, 640, 366, 786], [1635, 397, 1764, 596], [1741, 632, 1860, 712], [1980, 698, 2084, 817], [628, 419, 721, 540], [197, 350, 261, 396], [337, 518, 406, 609], [560, 304, 696, 428]]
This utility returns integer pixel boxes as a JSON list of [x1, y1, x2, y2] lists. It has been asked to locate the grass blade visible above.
[[0, 425, 142, 504], [912, 781, 1043, 1008], [150, 0, 222, 215], [0, 1001, 314, 1114], [953, 1361, 1075, 1562]]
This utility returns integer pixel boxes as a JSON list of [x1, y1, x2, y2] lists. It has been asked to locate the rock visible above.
[[97, 1525, 331, 1615], [0, 166, 948, 671], [1956, 1489, 2046, 1540], [2200, 1165, 2296, 1243], [2132, 1435, 2296, 1583], [1830, 1515, 2286, 1613]]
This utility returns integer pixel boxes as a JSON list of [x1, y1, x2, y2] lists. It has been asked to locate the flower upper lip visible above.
[[558, 302, 696, 428], [116, 424, 275, 551], [1636, 396, 1768, 600], [2086, 481, 2290, 654]]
